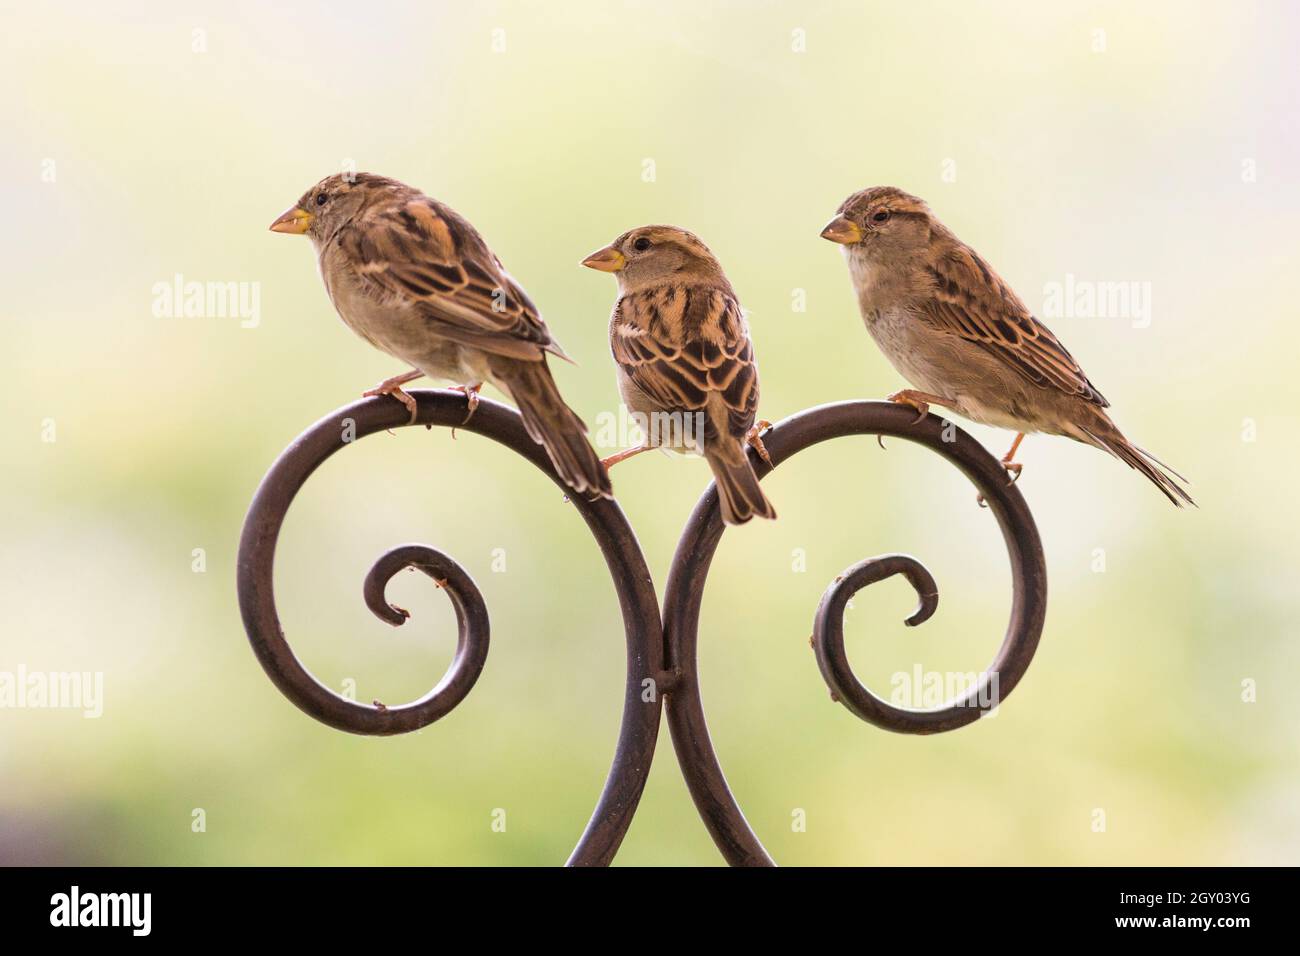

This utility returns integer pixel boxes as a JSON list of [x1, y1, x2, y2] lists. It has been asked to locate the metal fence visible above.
[[237, 391, 1046, 865]]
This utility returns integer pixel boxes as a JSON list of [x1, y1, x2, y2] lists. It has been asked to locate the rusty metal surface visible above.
[[237, 392, 1047, 866]]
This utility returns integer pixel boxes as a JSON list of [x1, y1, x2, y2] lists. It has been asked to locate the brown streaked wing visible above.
[[338, 194, 558, 360], [611, 286, 758, 440], [921, 244, 1109, 407]]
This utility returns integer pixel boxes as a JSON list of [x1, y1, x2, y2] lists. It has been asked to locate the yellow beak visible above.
[[580, 245, 626, 272], [269, 206, 314, 235], [820, 215, 863, 245]]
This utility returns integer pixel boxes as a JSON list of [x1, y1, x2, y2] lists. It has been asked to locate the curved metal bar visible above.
[[661, 400, 1048, 866], [236, 389, 664, 866]]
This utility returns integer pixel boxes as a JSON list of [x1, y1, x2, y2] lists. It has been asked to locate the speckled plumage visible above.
[[271, 173, 611, 498], [823, 186, 1192, 506], [585, 226, 775, 524]]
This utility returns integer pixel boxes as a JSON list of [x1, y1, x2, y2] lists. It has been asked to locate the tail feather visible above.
[[493, 358, 612, 499], [1077, 422, 1195, 508], [1129, 442, 1189, 484], [705, 446, 777, 525]]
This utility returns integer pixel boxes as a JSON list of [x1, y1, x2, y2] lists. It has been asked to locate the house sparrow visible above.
[[270, 173, 611, 499], [821, 187, 1193, 507], [581, 226, 776, 525]]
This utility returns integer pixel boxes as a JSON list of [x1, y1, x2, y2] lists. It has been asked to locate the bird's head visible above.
[[581, 225, 726, 291], [820, 186, 934, 263], [269, 172, 404, 244]]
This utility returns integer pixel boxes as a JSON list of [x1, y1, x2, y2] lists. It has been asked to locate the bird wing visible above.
[[335, 194, 561, 362], [920, 244, 1109, 407], [611, 285, 758, 442]]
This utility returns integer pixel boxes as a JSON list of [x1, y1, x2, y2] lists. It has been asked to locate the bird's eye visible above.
[[632, 237, 651, 252], [872, 210, 890, 222], [315, 193, 329, 206]]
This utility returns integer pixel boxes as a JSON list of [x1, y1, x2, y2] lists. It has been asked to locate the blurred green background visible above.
[[2, 0, 1296, 866]]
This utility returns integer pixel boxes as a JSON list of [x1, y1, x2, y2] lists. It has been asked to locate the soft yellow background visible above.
[[1, 1, 1296, 865]]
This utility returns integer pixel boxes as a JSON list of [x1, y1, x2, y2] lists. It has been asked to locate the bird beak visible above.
[[820, 215, 862, 245], [269, 206, 314, 235], [581, 245, 625, 272]]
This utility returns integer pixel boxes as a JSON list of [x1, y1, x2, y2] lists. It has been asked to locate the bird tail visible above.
[[1070, 411, 1195, 508], [492, 357, 612, 499], [704, 443, 777, 525]]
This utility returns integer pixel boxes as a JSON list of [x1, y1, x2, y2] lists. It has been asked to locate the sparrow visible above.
[[581, 226, 776, 525], [821, 186, 1193, 507], [269, 173, 611, 499]]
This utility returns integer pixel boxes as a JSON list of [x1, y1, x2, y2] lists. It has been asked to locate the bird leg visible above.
[[1001, 432, 1025, 482], [445, 382, 485, 439], [746, 420, 774, 467], [887, 389, 957, 425], [976, 432, 1028, 508], [363, 369, 424, 423], [601, 444, 652, 471], [449, 383, 483, 425]]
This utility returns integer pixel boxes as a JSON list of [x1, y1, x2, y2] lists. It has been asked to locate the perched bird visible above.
[[581, 226, 776, 525], [821, 187, 1193, 507], [269, 173, 611, 499]]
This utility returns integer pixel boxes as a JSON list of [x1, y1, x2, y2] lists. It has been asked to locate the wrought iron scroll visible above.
[[235, 392, 663, 866], [237, 392, 1047, 866], [662, 400, 1047, 865]]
